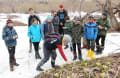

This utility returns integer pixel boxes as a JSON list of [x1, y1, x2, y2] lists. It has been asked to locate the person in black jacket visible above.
[[57, 5, 68, 35], [28, 8, 41, 53]]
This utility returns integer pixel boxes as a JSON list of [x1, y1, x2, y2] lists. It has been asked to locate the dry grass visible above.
[[13, 21, 27, 26]]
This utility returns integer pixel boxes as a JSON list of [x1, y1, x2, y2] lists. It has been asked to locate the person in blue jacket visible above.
[[2, 20, 19, 71], [42, 15, 54, 39], [28, 18, 42, 59], [84, 16, 98, 59]]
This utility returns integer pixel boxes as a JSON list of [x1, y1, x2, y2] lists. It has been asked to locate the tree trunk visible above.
[[106, 0, 120, 31]]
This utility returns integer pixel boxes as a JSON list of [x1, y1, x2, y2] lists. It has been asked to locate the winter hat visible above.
[[7, 20, 13, 24], [63, 35, 72, 43], [59, 4, 64, 8], [47, 15, 52, 20], [73, 16, 80, 22], [102, 12, 107, 17]]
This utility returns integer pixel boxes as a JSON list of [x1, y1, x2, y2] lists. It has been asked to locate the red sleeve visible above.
[[56, 44, 68, 62]]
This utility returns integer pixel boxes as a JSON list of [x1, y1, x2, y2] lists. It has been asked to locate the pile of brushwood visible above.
[[35, 53, 120, 78]]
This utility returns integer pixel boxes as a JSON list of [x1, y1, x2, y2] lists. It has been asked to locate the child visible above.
[[63, 16, 73, 50], [51, 10, 60, 33], [2, 20, 19, 71], [70, 17, 83, 60], [28, 18, 42, 59], [84, 16, 98, 59], [36, 33, 70, 71], [28, 8, 41, 53], [42, 15, 54, 39]]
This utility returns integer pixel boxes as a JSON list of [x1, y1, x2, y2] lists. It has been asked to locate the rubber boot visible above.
[[90, 50, 95, 59], [86, 49, 91, 57]]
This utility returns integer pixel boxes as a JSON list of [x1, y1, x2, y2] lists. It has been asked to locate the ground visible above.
[[0, 13, 120, 78]]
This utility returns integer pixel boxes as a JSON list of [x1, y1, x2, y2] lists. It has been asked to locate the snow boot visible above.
[[51, 61, 59, 68], [86, 49, 91, 57], [35, 51, 41, 59], [13, 60, 19, 66], [10, 63, 14, 71], [64, 45, 69, 49], [90, 50, 95, 59]]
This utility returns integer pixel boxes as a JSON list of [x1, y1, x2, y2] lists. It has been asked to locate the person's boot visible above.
[[78, 56, 82, 60], [13, 60, 19, 66], [29, 43, 32, 53], [10, 63, 14, 71], [36, 62, 44, 71], [64, 45, 69, 49], [86, 49, 91, 57], [73, 56, 77, 60], [100, 46, 104, 52], [36, 66, 44, 71], [96, 45, 101, 55], [90, 50, 95, 59], [35, 51, 41, 59]]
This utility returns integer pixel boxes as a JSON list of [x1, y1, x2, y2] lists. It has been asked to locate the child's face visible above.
[[47, 19, 52, 22], [8, 23, 13, 27], [64, 41, 68, 45], [74, 21, 79, 24], [29, 10, 34, 15], [102, 15, 106, 19], [88, 18, 94, 23], [66, 20, 70, 22], [60, 8, 64, 12]]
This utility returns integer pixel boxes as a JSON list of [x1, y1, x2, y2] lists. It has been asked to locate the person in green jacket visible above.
[[63, 16, 73, 50], [96, 12, 111, 54], [70, 17, 83, 60]]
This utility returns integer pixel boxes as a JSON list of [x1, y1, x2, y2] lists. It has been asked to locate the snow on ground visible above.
[[0, 13, 120, 78]]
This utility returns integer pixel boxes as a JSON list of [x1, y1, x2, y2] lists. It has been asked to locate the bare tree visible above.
[[94, 0, 120, 31]]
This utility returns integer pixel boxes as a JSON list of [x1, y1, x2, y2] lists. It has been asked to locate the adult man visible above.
[[96, 13, 111, 54]]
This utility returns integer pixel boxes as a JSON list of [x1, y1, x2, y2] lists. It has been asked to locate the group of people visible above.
[[2, 4, 111, 72]]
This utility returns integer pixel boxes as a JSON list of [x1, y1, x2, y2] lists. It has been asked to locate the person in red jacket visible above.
[[36, 33, 71, 71]]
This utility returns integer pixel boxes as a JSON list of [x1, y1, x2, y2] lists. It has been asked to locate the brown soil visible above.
[[35, 53, 120, 78]]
